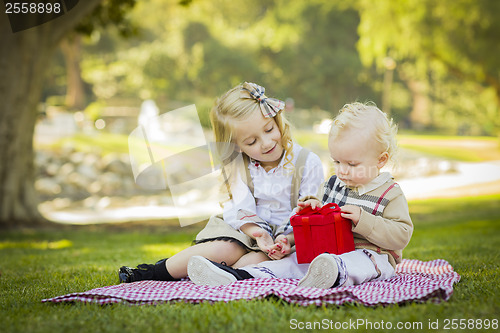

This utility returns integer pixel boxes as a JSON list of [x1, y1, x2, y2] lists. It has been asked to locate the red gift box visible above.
[[291, 203, 355, 264]]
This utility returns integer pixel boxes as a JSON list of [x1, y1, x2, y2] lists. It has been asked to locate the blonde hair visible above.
[[330, 102, 398, 162], [210, 83, 294, 199]]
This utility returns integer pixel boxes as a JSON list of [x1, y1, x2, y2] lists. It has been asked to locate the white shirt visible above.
[[222, 143, 324, 231]]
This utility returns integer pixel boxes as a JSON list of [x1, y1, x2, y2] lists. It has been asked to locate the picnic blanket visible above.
[[42, 259, 460, 306]]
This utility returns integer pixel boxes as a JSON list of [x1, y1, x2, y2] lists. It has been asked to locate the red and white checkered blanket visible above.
[[42, 259, 460, 306]]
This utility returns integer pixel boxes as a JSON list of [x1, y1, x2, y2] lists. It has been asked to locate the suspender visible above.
[[242, 154, 254, 197], [242, 148, 310, 208], [372, 182, 398, 215], [290, 148, 310, 208]]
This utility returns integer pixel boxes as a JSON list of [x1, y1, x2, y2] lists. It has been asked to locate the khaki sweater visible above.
[[319, 173, 413, 267]]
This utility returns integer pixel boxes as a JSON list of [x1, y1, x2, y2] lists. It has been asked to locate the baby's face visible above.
[[328, 129, 387, 187]]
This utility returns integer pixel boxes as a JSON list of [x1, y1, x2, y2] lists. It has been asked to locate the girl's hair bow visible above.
[[240, 82, 285, 118]]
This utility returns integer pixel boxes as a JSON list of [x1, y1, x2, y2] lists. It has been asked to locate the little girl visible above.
[[119, 82, 324, 282], [187, 102, 413, 289]]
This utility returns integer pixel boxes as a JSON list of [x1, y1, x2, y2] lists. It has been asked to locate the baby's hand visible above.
[[296, 199, 322, 212], [340, 205, 362, 225], [267, 235, 291, 260]]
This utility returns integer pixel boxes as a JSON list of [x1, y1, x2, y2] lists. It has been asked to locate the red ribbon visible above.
[[295, 202, 340, 216], [334, 213, 344, 250]]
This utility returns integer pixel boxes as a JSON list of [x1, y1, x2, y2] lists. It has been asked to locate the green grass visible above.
[[397, 134, 500, 162], [42, 133, 131, 155], [1, 195, 499, 333], [295, 131, 500, 162], [37, 132, 198, 160]]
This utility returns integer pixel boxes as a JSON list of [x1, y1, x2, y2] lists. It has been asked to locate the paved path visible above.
[[42, 161, 500, 225], [399, 160, 500, 200]]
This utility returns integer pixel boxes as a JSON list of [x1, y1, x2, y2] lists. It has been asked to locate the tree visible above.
[[269, 1, 374, 111], [159, 0, 371, 111], [0, 1, 105, 227], [356, 0, 500, 132], [60, 34, 86, 109], [58, 0, 138, 110]]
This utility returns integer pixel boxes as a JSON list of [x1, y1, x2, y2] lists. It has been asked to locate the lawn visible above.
[[294, 131, 500, 163], [397, 135, 500, 162], [1, 194, 499, 333], [37, 131, 500, 163]]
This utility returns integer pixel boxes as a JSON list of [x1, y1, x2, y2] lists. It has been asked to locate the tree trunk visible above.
[[60, 34, 86, 110], [0, 25, 49, 227], [398, 68, 431, 130], [406, 79, 431, 130], [0, 1, 103, 228]]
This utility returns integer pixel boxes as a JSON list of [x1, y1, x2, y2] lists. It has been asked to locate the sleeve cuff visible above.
[[351, 209, 374, 236]]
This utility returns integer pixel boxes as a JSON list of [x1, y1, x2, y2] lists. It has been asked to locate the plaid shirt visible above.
[[321, 174, 393, 216], [277, 173, 394, 235]]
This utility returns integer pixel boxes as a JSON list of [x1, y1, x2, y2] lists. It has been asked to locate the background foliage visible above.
[[45, 0, 500, 136]]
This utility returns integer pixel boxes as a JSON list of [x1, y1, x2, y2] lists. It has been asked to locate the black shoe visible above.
[[119, 257, 171, 283], [155, 258, 167, 265], [119, 264, 155, 283], [187, 256, 254, 286]]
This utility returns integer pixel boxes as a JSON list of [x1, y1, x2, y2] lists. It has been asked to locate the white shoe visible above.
[[187, 256, 237, 286], [298, 253, 339, 289]]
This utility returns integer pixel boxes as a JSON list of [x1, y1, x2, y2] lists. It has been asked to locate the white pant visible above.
[[241, 249, 395, 287]]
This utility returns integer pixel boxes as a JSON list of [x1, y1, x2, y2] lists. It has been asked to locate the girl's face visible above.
[[328, 128, 388, 187], [232, 109, 283, 171]]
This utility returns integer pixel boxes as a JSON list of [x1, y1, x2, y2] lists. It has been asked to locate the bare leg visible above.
[[165, 240, 247, 279], [232, 251, 269, 268]]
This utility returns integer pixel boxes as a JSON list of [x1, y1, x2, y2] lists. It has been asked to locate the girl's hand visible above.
[[252, 228, 275, 255], [340, 205, 362, 225], [267, 235, 292, 260], [296, 199, 322, 212]]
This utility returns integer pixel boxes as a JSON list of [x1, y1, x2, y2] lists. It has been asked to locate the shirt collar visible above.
[[338, 172, 393, 195]]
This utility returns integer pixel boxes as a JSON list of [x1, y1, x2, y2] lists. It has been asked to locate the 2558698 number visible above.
[[5, 2, 62, 14]]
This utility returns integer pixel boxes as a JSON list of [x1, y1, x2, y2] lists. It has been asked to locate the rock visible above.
[[76, 163, 99, 180], [45, 163, 60, 177], [87, 181, 102, 194], [35, 178, 61, 195], [97, 196, 111, 210], [59, 162, 75, 177], [34, 148, 171, 202], [35, 150, 50, 168], [83, 195, 100, 209], [98, 172, 122, 195], [65, 171, 90, 188], [69, 151, 85, 164], [51, 198, 72, 209]]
